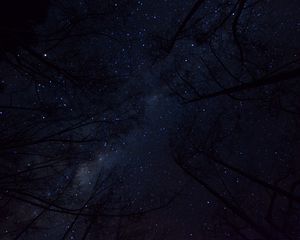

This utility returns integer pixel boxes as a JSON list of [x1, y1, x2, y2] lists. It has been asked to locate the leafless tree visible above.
[[0, 1, 174, 239], [154, 0, 300, 239]]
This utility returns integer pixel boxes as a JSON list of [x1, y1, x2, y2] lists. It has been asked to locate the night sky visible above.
[[1, 0, 300, 239]]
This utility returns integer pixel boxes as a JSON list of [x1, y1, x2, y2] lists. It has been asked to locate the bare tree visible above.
[[152, 1, 300, 239], [0, 1, 174, 239]]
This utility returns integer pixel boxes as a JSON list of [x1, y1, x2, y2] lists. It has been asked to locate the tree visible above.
[[0, 1, 172, 239], [153, 0, 300, 239]]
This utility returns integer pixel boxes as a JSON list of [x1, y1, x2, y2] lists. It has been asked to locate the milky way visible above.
[[1, 0, 300, 239]]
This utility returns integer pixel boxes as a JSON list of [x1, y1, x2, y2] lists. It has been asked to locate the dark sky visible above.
[[1, 0, 300, 239]]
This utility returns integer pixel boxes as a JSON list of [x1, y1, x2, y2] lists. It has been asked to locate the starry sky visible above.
[[1, 0, 300, 239]]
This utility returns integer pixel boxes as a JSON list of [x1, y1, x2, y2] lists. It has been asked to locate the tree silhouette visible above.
[[0, 1, 173, 239], [154, 0, 300, 239]]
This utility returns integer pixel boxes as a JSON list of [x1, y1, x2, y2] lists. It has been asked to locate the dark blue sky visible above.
[[1, 0, 300, 239]]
